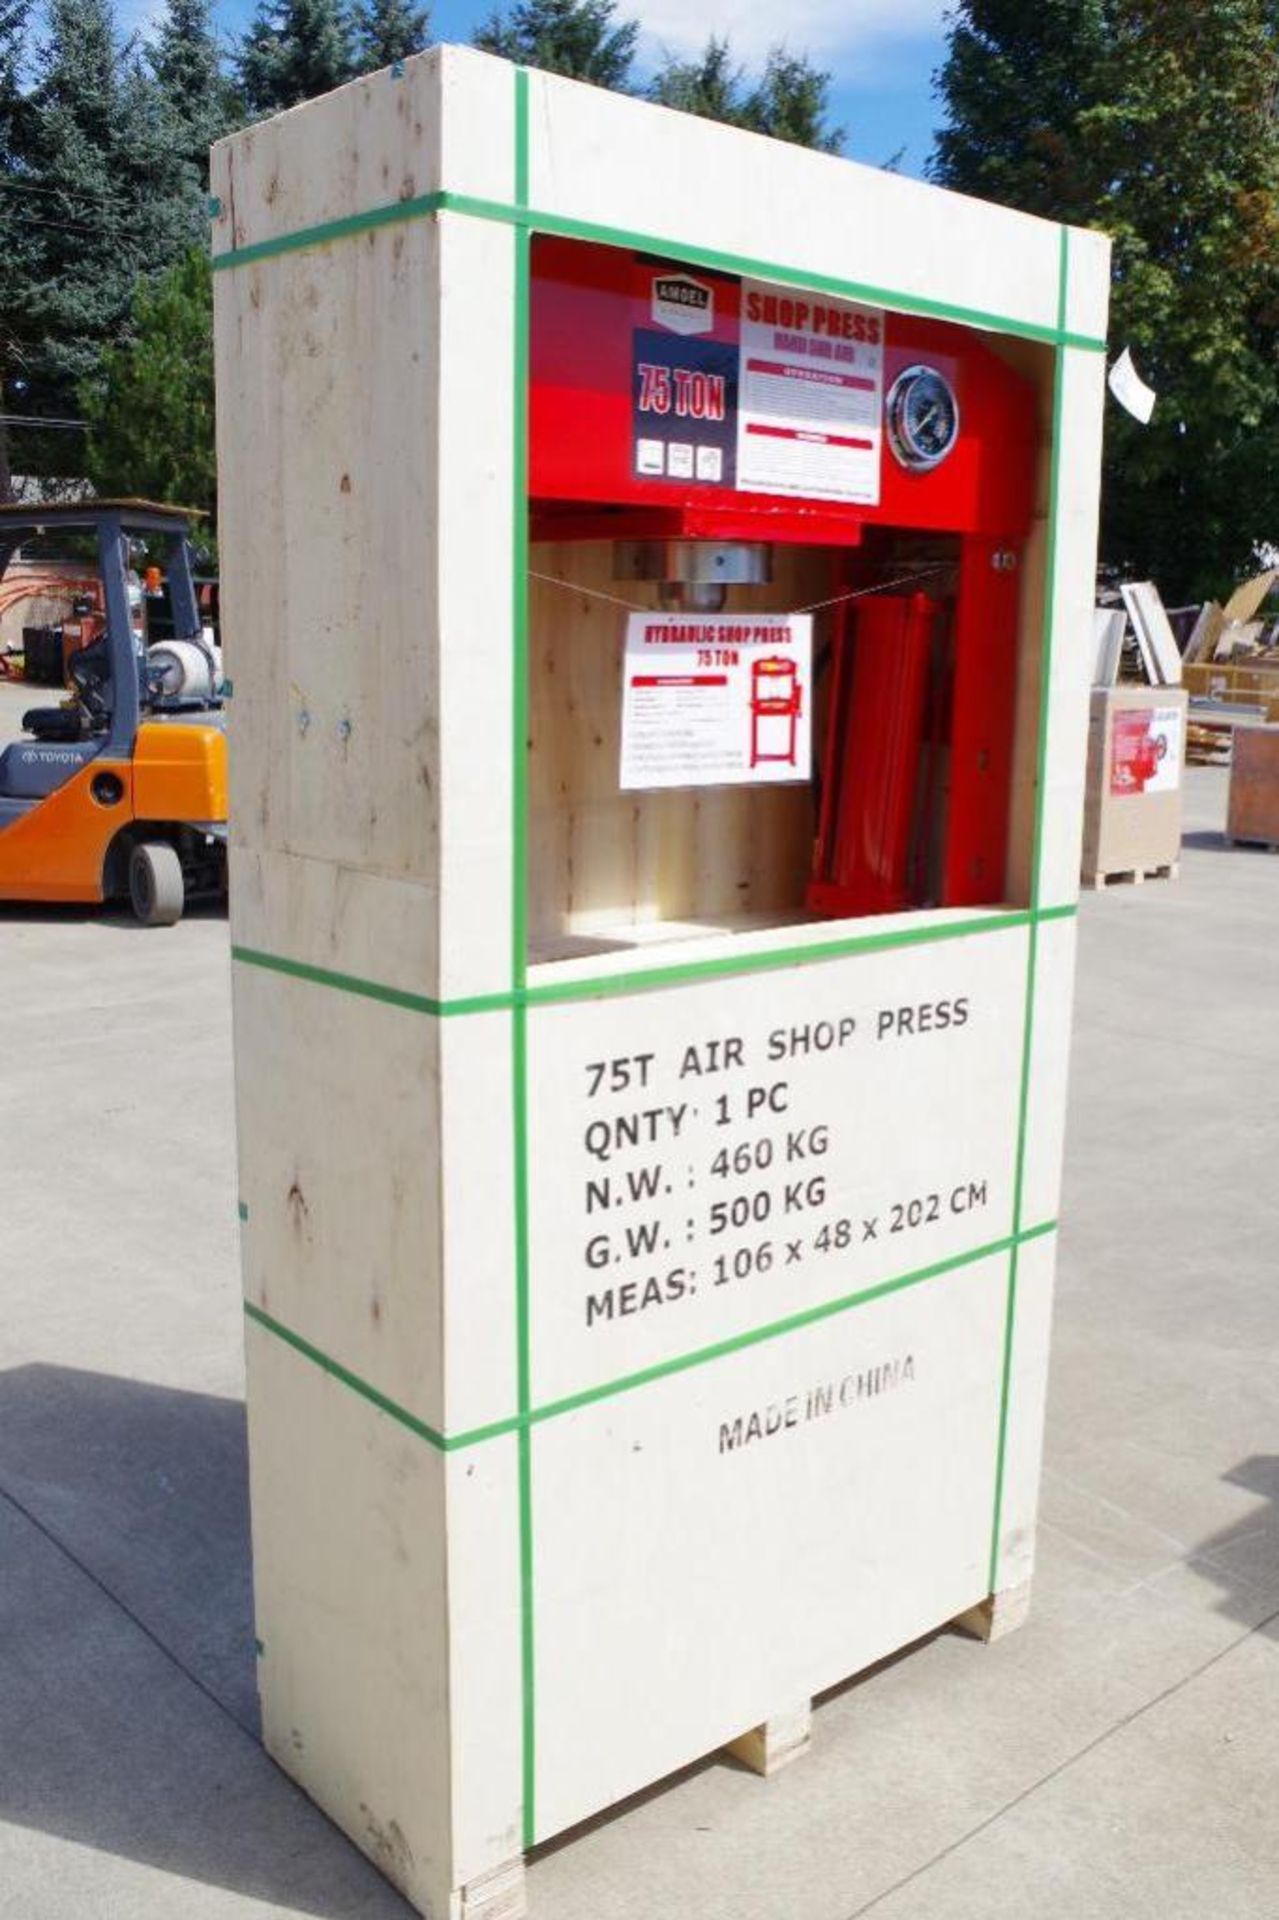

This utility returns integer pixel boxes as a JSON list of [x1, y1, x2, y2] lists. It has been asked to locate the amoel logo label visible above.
[[652, 272, 713, 336]]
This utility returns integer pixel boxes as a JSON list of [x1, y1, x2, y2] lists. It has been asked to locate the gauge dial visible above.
[[886, 365, 960, 472]]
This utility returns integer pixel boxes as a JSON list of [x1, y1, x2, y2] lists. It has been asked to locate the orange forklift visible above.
[[0, 500, 226, 925]]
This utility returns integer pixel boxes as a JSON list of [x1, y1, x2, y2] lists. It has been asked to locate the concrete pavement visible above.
[[1, 724, 1277, 1918]]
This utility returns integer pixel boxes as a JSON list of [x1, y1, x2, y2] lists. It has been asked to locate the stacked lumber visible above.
[[1183, 660, 1279, 707], [1187, 717, 1236, 767]]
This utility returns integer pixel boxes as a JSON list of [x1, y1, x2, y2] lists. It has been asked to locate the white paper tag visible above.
[[1108, 347, 1156, 425]]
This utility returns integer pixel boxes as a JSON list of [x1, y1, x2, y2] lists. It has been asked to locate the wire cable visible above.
[[0, 174, 124, 211], [0, 414, 88, 430], [0, 208, 126, 239], [527, 561, 953, 618]]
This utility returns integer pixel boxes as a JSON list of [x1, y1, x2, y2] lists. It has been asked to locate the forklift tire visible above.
[[129, 841, 185, 927]]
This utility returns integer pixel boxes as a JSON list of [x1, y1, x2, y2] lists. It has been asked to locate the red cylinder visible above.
[[809, 592, 939, 917]]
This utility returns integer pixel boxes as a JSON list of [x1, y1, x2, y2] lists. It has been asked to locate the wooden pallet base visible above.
[[459, 1591, 1032, 1909], [722, 1580, 1036, 1784], [459, 1858, 527, 1920], [1082, 860, 1179, 890], [725, 1700, 813, 1778], [1187, 735, 1233, 766], [952, 1579, 1033, 1644]]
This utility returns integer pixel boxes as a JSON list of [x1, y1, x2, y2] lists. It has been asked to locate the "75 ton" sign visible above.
[[636, 362, 727, 421]]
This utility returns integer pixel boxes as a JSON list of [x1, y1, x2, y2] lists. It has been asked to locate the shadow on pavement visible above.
[[1179, 829, 1231, 851], [0, 1363, 256, 1727], [0, 899, 228, 931], [1181, 828, 1279, 857], [0, 1363, 410, 1917], [1194, 1455, 1279, 1642]]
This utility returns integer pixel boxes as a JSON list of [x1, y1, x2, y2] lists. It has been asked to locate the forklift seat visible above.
[[0, 738, 102, 802], [21, 706, 85, 742]]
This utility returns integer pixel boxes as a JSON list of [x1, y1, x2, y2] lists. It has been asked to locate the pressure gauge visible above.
[[886, 365, 960, 472]]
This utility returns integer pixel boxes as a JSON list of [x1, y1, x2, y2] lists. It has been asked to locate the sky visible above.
[[204, 0, 952, 178]]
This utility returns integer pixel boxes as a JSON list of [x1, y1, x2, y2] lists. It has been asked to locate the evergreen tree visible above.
[[933, 0, 1279, 601], [650, 38, 842, 153], [0, 0, 34, 496], [238, 0, 354, 115], [649, 36, 741, 124], [2, 0, 201, 495], [149, 0, 240, 183], [741, 48, 842, 153], [473, 0, 637, 88], [0, 0, 25, 191], [118, 36, 211, 267], [354, 0, 430, 71], [81, 249, 216, 531], [16, 0, 124, 438], [17, 0, 192, 424], [930, 0, 1107, 222]]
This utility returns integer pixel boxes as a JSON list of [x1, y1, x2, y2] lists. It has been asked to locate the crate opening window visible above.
[[526, 235, 1054, 970]]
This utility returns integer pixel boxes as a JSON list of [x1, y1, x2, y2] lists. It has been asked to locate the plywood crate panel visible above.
[[213, 44, 1109, 1920]]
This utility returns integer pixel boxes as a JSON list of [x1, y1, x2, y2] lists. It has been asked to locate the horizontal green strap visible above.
[[213, 188, 445, 270], [230, 944, 510, 1015], [242, 1218, 1057, 1453], [244, 1300, 519, 1449], [232, 903, 1076, 1017], [531, 1220, 1058, 1427], [211, 185, 1105, 353], [509, 202, 1105, 352], [526, 904, 1075, 1007]]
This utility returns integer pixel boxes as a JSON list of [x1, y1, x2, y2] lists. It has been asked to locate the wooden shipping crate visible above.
[[1081, 686, 1187, 886], [212, 47, 1109, 1920], [1227, 725, 1279, 848], [1184, 660, 1279, 702]]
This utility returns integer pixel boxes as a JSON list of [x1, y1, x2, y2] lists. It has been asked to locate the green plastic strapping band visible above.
[[244, 1300, 448, 1447], [242, 1220, 1058, 1457], [524, 904, 1075, 1008], [510, 62, 537, 1854], [210, 181, 1105, 356], [985, 224, 1074, 1594], [229, 944, 510, 1017], [230, 904, 1077, 1019]]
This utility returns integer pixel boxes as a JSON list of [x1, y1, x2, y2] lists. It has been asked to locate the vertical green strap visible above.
[[509, 63, 536, 1854], [987, 225, 1070, 1592]]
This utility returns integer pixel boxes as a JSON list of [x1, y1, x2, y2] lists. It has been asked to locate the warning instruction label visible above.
[[620, 612, 812, 791], [632, 259, 884, 506]]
